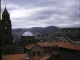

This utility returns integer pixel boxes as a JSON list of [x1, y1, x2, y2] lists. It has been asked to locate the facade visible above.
[[0, 7, 24, 55], [21, 31, 35, 47], [0, 6, 14, 55]]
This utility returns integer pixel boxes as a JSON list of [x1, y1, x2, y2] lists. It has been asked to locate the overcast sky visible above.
[[1, 0, 80, 28]]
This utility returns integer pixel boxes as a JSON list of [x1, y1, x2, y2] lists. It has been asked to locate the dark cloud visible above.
[[1, 0, 80, 28]]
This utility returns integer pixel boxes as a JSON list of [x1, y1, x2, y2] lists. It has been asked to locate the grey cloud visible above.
[[33, 15, 50, 20], [2, 0, 80, 28], [2, 0, 70, 8]]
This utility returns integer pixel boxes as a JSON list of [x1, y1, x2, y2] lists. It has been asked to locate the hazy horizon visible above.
[[12, 26, 80, 29]]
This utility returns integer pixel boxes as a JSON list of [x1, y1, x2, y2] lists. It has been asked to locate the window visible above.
[[5, 18, 6, 19], [5, 49, 10, 54], [24, 40, 26, 42], [0, 37, 1, 41], [5, 39, 9, 45], [5, 26, 8, 30], [0, 37, 1, 44], [45, 50, 47, 52], [29, 40, 31, 43], [38, 51, 40, 55], [6, 32, 8, 36], [6, 22, 7, 23], [33, 52, 35, 56], [5, 27, 7, 29]]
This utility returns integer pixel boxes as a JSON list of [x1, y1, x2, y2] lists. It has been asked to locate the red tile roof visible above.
[[3, 42, 80, 60], [25, 44, 35, 49], [3, 54, 27, 60], [31, 56, 41, 60], [37, 42, 80, 50], [39, 55, 50, 60], [25, 42, 80, 50]]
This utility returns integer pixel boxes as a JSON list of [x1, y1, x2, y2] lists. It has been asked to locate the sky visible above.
[[1, 0, 80, 28]]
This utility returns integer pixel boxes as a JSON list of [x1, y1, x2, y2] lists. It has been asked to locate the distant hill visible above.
[[58, 28, 80, 40], [12, 26, 60, 41], [12, 26, 80, 42], [39, 28, 80, 41]]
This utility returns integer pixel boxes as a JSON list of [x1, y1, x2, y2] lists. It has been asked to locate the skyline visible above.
[[1, 0, 80, 28]]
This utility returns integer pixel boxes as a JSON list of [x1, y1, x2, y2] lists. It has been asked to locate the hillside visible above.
[[54, 28, 80, 39], [38, 28, 80, 42], [12, 26, 60, 42]]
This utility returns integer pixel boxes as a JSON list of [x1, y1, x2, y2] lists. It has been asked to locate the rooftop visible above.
[[25, 44, 35, 49], [25, 42, 80, 51], [37, 42, 80, 51], [39, 55, 50, 60], [3, 42, 80, 60], [3, 54, 27, 60], [3, 54, 41, 60]]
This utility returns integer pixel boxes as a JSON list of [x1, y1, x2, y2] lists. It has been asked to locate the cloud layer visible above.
[[1, 0, 80, 28]]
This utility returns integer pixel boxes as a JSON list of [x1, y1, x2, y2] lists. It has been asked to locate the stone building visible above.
[[21, 31, 35, 47], [0, 6, 24, 55], [0, 6, 14, 55]]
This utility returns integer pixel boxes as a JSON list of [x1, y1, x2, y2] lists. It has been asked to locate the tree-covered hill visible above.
[[39, 28, 80, 41]]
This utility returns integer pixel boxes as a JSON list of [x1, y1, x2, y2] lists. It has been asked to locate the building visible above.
[[21, 31, 35, 47], [2, 41, 80, 60], [0, 6, 24, 55], [1, 6, 80, 60], [0, 6, 14, 55]]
